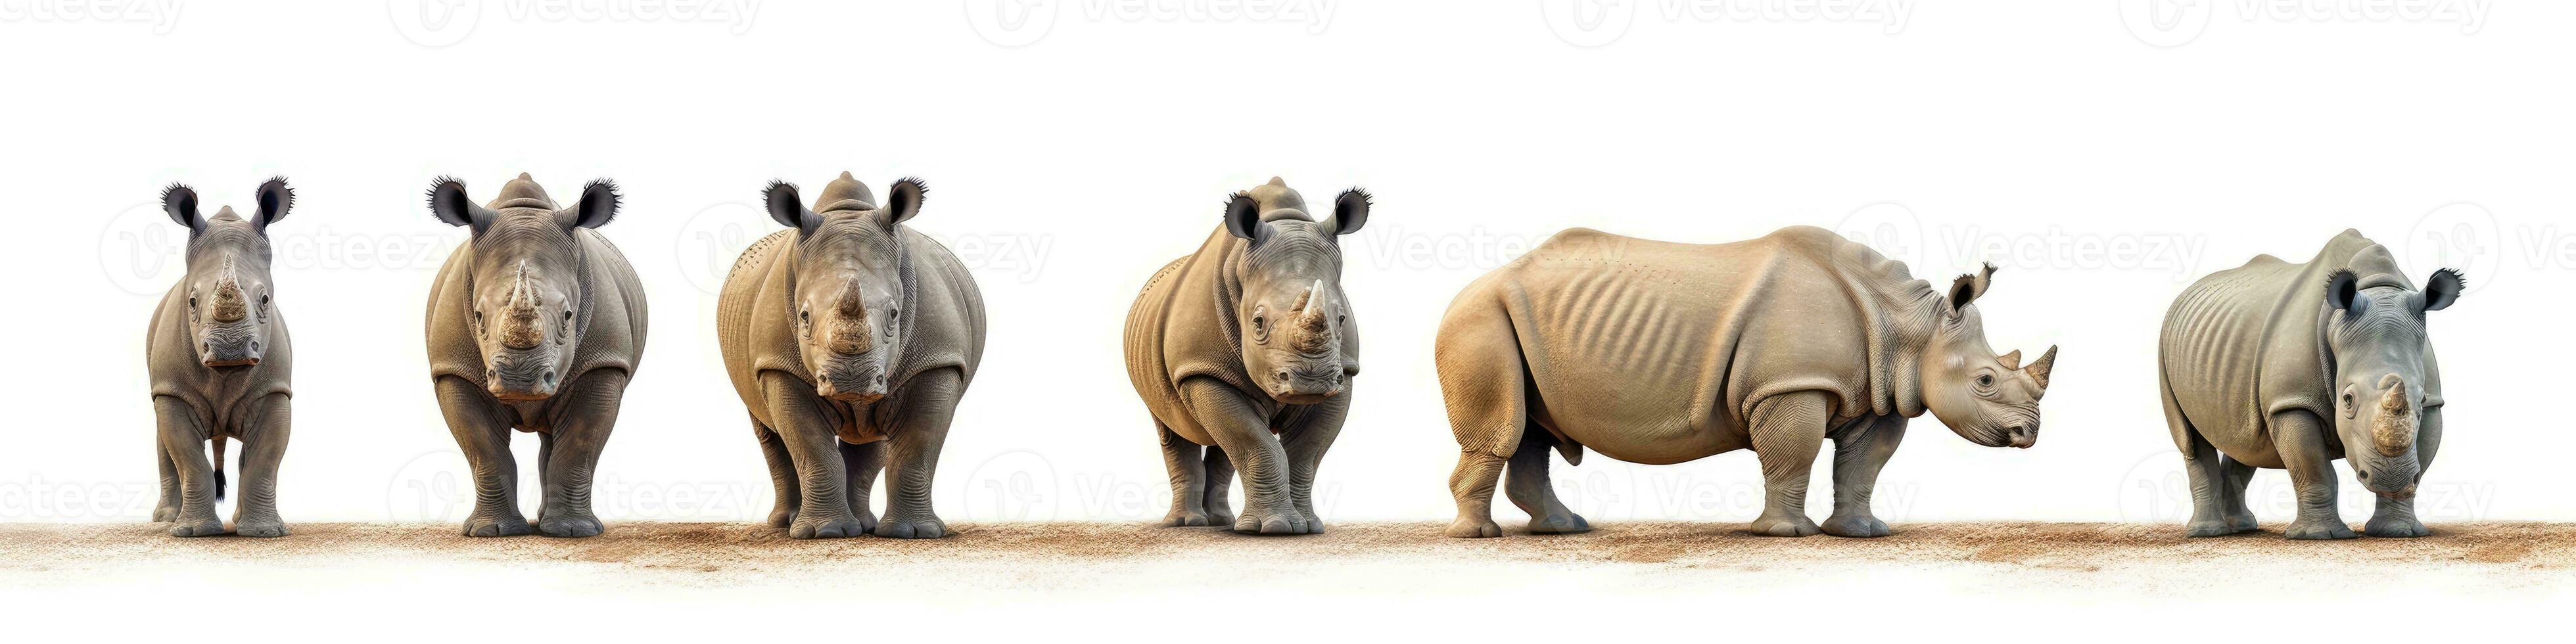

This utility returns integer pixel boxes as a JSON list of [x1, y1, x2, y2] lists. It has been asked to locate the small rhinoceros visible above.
[[145, 179, 298, 538], [2159, 230, 2461, 540], [718, 173, 985, 540], [1437, 226, 2056, 538], [1124, 177, 1369, 534], [423, 173, 647, 538]]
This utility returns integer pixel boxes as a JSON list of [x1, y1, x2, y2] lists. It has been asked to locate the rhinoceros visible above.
[[1125, 177, 1369, 534], [1436, 226, 2056, 538], [718, 173, 984, 539], [423, 173, 647, 538], [145, 179, 297, 537], [2159, 230, 2460, 540]]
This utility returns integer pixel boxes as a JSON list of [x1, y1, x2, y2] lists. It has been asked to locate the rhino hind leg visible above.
[[1746, 392, 1828, 538], [755, 421, 799, 528], [2217, 455, 2259, 533], [1434, 307, 1528, 539], [1505, 426, 1588, 535], [1201, 446, 1236, 526], [840, 440, 885, 536], [1158, 425, 1215, 527]]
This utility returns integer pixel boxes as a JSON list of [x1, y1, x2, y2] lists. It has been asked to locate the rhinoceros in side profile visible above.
[[718, 173, 984, 540], [1436, 226, 2055, 538], [1125, 177, 1369, 534], [145, 179, 298, 537], [2159, 230, 2460, 540], [423, 173, 647, 538]]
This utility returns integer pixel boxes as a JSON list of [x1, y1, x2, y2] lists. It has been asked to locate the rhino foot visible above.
[[767, 507, 796, 529], [2364, 516, 2429, 538], [788, 514, 867, 540], [876, 516, 948, 539], [2283, 520, 2357, 540], [151, 505, 180, 522], [1820, 514, 1889, 538], [1206, 508, 1236, 527], [2184, 519, 2239, 538], [463, 513, 534, 538], [1749, 514, 1822, 538], [2226, 513, 2259, 533], [1161, 509, 1214, 527], [1232, 510, 1311, 535], [168, 517, 227, 538], [1446, 518, 1504, 538], [234, 517, 290, 538], [1528, 513, 1591, 535], [538, 514, 604, 538]]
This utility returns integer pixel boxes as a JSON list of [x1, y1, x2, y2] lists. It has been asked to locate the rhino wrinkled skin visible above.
[[1125, 177, 1370, 534], [1436, 226, 2056, 538], [145, 179, 298, 538], [718, 173, 985, 540], [2159, 230, 2461, 540], [423, 173, 648, 538]]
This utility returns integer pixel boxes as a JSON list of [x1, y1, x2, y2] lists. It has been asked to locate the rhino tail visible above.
[[210, 437, 229, 501]]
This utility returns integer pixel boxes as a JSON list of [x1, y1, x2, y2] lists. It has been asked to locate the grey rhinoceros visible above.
[[718, 173, 984, 539], [145, 178, 298, 538], [1437, 226, 2055, 538], [423, 173, 647, 538], [1125, 177, 1369, 534], [2159, 230, 2461, 540]]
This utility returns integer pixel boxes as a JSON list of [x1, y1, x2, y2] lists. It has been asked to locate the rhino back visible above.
[[1484, 227, 1927, 463]]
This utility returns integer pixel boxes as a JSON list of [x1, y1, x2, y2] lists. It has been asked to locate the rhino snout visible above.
[[484, 363, 559, 401], [2003, 425, 2036, 449], [816, 367, 889, 403], [1267, 365, 1344, 405], [200, 338, 262, 367]]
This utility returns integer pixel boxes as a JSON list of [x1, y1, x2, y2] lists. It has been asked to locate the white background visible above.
[[0, 0, 2566, 637]]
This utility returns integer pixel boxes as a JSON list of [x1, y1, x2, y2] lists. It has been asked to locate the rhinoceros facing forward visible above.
[[2159, 230, 2460, 540], [1436, 226, 2055, 538]]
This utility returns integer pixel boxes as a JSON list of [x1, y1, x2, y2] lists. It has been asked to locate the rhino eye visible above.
[[1250, 306, 1270, 342], [188, 295, 198, 308], [562, 309, 574, 321], [1975, 374, 1994, 388], [799, 309, 810, 325]]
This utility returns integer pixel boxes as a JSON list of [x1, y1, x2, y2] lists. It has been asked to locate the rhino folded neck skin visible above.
[[764, 173, 928, 403], [166, 179, 293, 369], [427, 173, 621, 402], [1223, 178, 1371, 406], [2323, 267, 2462, 497], [1913, 264, 2055, 449]]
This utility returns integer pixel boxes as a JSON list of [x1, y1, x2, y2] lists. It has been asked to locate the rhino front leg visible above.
[[2367, 406, 2438, 538], [761, 373, 864, 539], [152, 435, 180, 523], [436, 376, 530, 537], [1746, 392, 1829, 537], [1157, 425, 1213, 527], [152, 396, 225, 537], [2272, 410, 2356, 540], [1181, 379, 1304, 534], [840, 439, 885, 536], [1822, 415, 1905, 538], [536, 371, 628, 538], [755, 421, 799, 528], [1280, 396, 1347, 534], [1505, 428, 1588, 535], [1201, 446, 1236, 526], [229, 393, 292, 538], [878, 367, 961, 539]]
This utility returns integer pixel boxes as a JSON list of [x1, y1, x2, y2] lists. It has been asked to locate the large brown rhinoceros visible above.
[[718, 173, 984, 540], [2159, 230, 2460, 540], [145, 178, 297, 538], [1125, 177, 1369, 534], [423, 173, 647, 538], [1437, 225, 2055, 538]]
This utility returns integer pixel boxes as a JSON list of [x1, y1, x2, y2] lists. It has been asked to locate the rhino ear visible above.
[[1946, 263, 1996, 316], [1222, 191, 1263, 242], [881, 177, 927, 229], [2422, 268, 2464, 311], [427, 176, 492, 233], [162, 183, 201, 231], [1327, 187, 1371, 236], [252, 177, 294, 229], [567, 179, 620, 229], [2324, 269, 2362, 317], [764, 180, 822, 237]]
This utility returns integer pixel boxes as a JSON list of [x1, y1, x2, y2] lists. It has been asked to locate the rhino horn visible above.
[[1296, 279, 1329, 331], [2373, 375, 2416, 457], [498, 261, 544, 350], [828, 280, 874, 356], [210, 256, 248, 323], [2024, 346, 2057, 390], [1999, 349, 2023, 370]]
